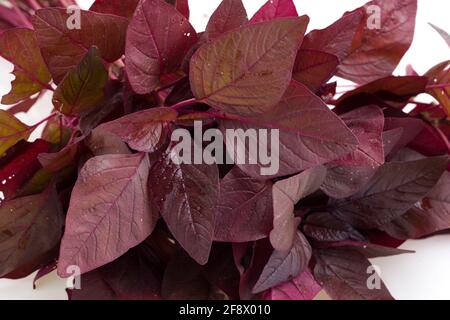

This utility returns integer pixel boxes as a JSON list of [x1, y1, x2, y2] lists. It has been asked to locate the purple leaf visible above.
[[214, 167, 273, 243], [125, 0, 197, 94], [249, 0, 298, 24], [0, 186, 64, 278], [381, 171, 450, 239], [204, 0, 248, 40], [337, 0, 418, 83], [219, 82, 358, 178], [301, 10, 364, 62], [148, 149, 219, 265], [0, 28, 51, 105], [90, 0, 140, 18], [331, 105, 385, 168], [270, 166, 327, 251], [263, 270, 321, 300], [331, 156, 449, 229], [98, 107, 178, 152], [58, 153, 157, 276], [303, 212, 365, 243], [293, 49, 339, 92], [32, 8, 128, 84], [253, 231, 312, 293], [190, 17, 309, 116], [314, 247, 394, 300]]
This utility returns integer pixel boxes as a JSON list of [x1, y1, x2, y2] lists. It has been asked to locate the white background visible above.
[[0, 0, 449, 300]]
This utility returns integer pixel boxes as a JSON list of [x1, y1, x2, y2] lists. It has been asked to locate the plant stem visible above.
[[432, 124, 450, 153], [10, 0, 32, 29], [32, 112, 57, 129], [170, 98, 198, 110], [427, 83, 450, 90], [27, 0, 42, 10]]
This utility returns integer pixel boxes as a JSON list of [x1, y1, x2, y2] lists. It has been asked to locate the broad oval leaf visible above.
[[331, 156, 449, 229], [148, 149, 219, 265], [0, 187, 64, 278], [204, 0, 248, 41], [253, 231, 312, 294], [249, 0, 298, 24], [0, 110, 31, 156], [53, 47, 108, 115], [337, 0, 418, 83], [58, 153, 156, 276], [98, 107, 178, 152], [0, 28, 51, 105], [125, 0, 197, 94], [32, 8, 128, 83], [214, 166, 273, 242], [219, 82, 358, 178], [190, 17, 309, 116], [270, 166, 327, 251]]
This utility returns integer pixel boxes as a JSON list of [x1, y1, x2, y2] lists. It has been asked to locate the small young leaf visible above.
[[214, 166, 273, 243], [331, 156, 449, 229], [249, 0, 298, 24], [125, 0, 197, 94], [58, 153, 156, 276], [253, 231, 312, 294], [32, 8, 128, 83], [429, 23, 450, 48], [190, 17, 309, 116], [148, 149, 219, 265], [204, 0, 248, 40], [0, 28, 51, 105], [425, 60, 450, 116], [97, 107, 177, 153], [0, 110, 32, 155], [53, 47, 108, 115]]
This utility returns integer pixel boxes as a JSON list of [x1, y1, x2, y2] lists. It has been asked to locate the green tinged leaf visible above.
[[53, 47, 108, 116], [0, 110, 31, 156], [0, 28, 51, 105]]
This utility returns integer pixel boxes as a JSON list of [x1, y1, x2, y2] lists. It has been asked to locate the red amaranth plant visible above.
[[0, 0, 449, 300]]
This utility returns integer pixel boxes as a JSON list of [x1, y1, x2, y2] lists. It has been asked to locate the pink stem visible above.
[[31, 113, 57, 129], [27, 0, 42, 10], [10, 0, 32, 29], [170, 98, 198, 110], [427, 83, 450, 90]]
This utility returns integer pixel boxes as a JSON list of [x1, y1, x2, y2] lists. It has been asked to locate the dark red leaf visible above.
[[263, 270, 321, 300], [249, 0, 298, 24], [90, 0, 140, 18], [204, 0, 248, 40]]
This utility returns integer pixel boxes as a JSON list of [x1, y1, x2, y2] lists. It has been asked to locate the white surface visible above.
[[0, 0, 449, 300]]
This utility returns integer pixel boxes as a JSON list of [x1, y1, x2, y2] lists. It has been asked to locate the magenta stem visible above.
[[170, 98, 198, 110]]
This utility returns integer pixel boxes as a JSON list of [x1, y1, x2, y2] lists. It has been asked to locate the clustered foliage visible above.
[[0, 0, 449, 300]]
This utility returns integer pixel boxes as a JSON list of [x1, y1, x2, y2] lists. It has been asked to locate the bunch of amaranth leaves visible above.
[[0, 0, 449, 300]]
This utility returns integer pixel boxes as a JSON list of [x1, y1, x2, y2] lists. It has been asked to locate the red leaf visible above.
[[90, 0, 140, 18], [337, 0, 418, 83], [148, 149, 219, 265], [204, 0, 248, 40], [249, 0, 298, 24], [214, 166, 273, 243], [32, 8, 128, 84], [293, 49, 339, 92], [98, 107, 178, 152], [125, 0, 197, 94], [253, 231, 312, 293], [58, 153, 157, 276], [190, 17, 309, 116], [263, 270, 321, 300]]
